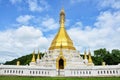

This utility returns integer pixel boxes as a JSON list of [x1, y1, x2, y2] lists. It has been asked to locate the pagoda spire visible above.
[[31, 50, 36, 62], [88, 49, 93, 63], [84, 49, 87, 59], [60, 8, 65, 28], [37, 50, 40, 59]]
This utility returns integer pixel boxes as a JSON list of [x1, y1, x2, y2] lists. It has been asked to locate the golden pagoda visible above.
[[31, 50, 36, 62], [49, 8, 76, 50], [88, 50, 93, 63], [37, 50, 40, 59], [84, 49, 87, 59]]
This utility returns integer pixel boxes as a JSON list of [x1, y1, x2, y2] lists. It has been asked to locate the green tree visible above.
[[111, 49, 120, 65], [94, 48, 108, 65], [4, 53, 44, 65]]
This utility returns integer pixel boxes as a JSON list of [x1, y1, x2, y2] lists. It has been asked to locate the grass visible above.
[[0, 76, 120, 80]]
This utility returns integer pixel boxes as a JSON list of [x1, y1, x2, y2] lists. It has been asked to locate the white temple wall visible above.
[[0, 65, 57, 76], [0, 64, 120, 77], [64, 68, 120, 77]]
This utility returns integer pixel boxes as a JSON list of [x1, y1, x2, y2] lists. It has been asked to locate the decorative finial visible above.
[[17, 61, 20, 66], [60, 8, 65, 15], [84, 49, 87, 59], [31, 50, 36, 62], [88, 49, 93, 63], [102, 61, 106, 66], [60, 8, 65, 27], [37, 49, 40, 59]]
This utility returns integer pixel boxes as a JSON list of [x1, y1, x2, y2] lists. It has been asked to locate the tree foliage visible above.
[[93, 48, 120, 65], [4, 53, 44, 65]]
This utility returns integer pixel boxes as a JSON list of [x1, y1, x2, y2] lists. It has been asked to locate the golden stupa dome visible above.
[[49, 9, 76, 50]]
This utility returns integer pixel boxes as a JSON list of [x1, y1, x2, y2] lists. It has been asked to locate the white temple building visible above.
[[0, 9, 120, 77]]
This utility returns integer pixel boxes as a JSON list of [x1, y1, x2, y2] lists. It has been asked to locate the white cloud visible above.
[[9, 0, 49, 12], [16, 15, 34, 24], [41, 18, 59, 31], [68, 11, 120, 54], [0, 26, 50, 63], [9, 0, 22, 4], [70, 0, 85, 4], [71, 21, 83, 29], [98, 0, 120, 9], [27, 0, 49, 12]]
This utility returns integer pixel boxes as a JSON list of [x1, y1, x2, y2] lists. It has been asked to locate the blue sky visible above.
[[0, 0, 120, 63]]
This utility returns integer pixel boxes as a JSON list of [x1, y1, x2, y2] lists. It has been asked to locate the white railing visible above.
[[0, 65, 120, 77]]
